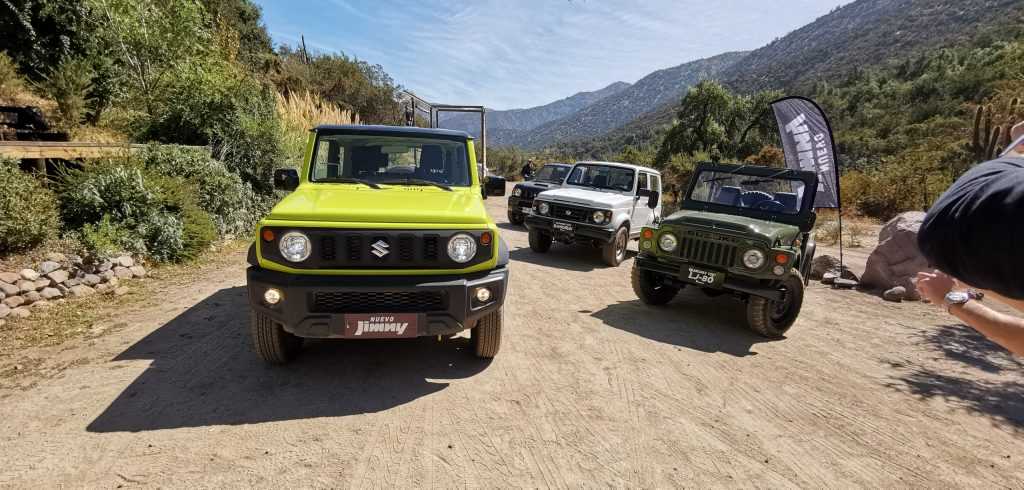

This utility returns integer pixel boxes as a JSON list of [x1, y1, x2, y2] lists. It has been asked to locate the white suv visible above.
[[525, 161, 662, 266]]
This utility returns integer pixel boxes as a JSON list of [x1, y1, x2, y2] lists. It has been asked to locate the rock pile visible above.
[[862, 212, 929, 301], [0, 253, 145, 322]]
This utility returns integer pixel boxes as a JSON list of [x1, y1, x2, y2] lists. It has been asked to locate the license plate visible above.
[[553, 221, 574, 232], [342, 313, 420, 338], [682, 266, 724, 288], [520, 206, 533, 215]]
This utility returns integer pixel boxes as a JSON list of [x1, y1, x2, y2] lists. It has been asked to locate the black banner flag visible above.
[[771, 96, 840, 209]]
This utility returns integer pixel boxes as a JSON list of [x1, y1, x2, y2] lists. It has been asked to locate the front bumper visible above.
[[525, 215, 616, 243], [247, 266, 508, 338], [634, 254, 783, 301], [507, 196, 533, 216]]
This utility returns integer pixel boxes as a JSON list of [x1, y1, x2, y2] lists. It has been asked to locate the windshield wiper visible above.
[[379, 178, 452, 191], [319, 177, 381, 189], [702, 164, 752, 183], [740, 169, 796, 185]]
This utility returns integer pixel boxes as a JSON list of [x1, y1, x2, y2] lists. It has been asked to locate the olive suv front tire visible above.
[[631, 262, 680, 305], [528, 228, 552, 253], [746, 272, 804, 339], [251, 310, 303, 364], [471, 307, 502, 358]]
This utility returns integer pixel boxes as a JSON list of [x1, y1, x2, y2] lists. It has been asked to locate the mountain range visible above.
[[433, 0, 1024, 154]]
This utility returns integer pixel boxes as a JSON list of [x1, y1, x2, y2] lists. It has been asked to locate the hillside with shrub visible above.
[[0, 0, 395, 263]]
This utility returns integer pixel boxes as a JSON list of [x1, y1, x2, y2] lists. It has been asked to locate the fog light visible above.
[[642, 240, 652, 249], [264, 288, 282, 304], [772, 265, 786, 276], [475, 287, 492, 302]]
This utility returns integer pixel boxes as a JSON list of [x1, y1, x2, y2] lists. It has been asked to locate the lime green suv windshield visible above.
[[311, 134, 471, 187]]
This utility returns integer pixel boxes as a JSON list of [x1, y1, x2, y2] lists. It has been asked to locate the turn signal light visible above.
[[262, 229, 275, 242], [642, 228, 654, 239], [480, 232, 492, 245], [775, 253, 789, 264]]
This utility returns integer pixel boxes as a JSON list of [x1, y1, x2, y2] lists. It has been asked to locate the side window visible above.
[[312, 140, 344, 180], [637, 173, 650, 194], [650, 174, 661, 194]]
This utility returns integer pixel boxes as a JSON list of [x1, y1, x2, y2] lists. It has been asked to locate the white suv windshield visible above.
[[566, 164, 635, 192], [311, 134, 471, 187]]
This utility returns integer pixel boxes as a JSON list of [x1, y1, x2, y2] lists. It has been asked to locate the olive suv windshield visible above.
[[690, 168, 807, 215], [310, 134, 471, 187], [534, 164, 570, 184], [565, 164, 635, 192]]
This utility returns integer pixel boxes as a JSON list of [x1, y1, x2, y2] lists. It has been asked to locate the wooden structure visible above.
[[0, 141, 206, 159]]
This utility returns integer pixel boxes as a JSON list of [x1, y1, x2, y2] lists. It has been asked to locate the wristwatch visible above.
[[944, 291, 971, 313]]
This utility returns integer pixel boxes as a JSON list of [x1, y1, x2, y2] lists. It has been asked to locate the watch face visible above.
[[946, 291, 971, 304]]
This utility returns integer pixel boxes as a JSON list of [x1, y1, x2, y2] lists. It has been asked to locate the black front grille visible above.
[[679, 237, 737, 269], [311, 291, 446, 313], [549, 203, 590, 222]]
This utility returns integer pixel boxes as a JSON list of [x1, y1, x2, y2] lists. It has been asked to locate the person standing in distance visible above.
[[521, 158, 535, 180]]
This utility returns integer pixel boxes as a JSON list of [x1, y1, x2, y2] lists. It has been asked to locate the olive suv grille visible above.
[[679, 237, 738, 269], [548, 203, 590, 223], [311, 291, 447, 313]]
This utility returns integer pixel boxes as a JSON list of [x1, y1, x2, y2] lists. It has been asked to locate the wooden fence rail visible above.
[[0, 142, 207, 160]]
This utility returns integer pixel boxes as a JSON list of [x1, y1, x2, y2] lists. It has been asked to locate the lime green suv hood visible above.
[[268, 185, 490, 225], [664, 210, 800, 244]]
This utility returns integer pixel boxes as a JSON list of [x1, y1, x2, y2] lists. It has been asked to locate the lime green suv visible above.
[[247, 125, 508, 364]]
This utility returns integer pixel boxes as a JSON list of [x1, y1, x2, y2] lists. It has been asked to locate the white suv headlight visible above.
[[447, 233, 477, 263], [742, 249, 766, 269], [658, 233, 678, 252], [592, 210, 607, 224], [279, 232, 311, 262], [538, 202, 550, 215]]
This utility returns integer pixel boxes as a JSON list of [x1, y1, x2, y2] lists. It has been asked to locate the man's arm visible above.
[[948, 301, 1024, 356]]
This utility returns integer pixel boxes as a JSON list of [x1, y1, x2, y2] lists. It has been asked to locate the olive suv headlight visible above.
[[658, 232, 678, 253], [447, 233, 478, 263], [537, 202, 550, 215], [742, 249, 766, 269], [279, 231, 312, 262], [591, 210, 610, 224]]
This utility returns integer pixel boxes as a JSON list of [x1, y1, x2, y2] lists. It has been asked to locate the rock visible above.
[[0, 304, 9, 318], [68, 285, 95, 297], [0, 282, 18, 296], [65, 278, 81, 287], [0, 272, 19, 284], [19, 268, 39, 281], [95, 283, 109, 293], [56, 284, 69, 294], [9, 307, 30, 319], [116, 256, 135, 268], [99, 270, 115, 282], [30, 300, 50, 309], [82, 274, 102, 286], [97, 260, 113, 273], [862, 212, 929, 300], [884, 286, 907, 302], [44, 252, 67, 263], [38, 261, 61, 274], [833, 278, 859, 289], [33, 278, 50, 290], [40, 287, 62, 300], [68, 254, 83, 266], [810, 255, 841, 280], [0, 291, 4, 301], [22, 291, 41, 303], [113, 286, 129, 296], [107, 276, 119, 288], [129, 265, 146, 278], [46, 269, 69, 284], [113, 267, 134, 280], [16, 280, 34, 293]]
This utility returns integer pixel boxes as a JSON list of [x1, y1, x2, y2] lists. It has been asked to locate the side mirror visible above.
[[646, 190, 660, 209], [273, 168, 299, 191], [486, 175, 507, 196]]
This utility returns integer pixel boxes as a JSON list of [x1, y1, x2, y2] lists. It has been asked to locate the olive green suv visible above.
[[631, 162, 819, 338]]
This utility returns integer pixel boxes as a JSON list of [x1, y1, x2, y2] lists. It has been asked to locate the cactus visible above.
[[971, 99, 1022, 162]]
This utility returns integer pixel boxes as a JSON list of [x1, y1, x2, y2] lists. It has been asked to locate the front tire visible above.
[[631, 263, 679, 305], [746, 272, 804, 339], [528, 228, 552, 253], [251, 310, 303, 364], [471, 307, 502, 358], [602, 226, 628, 267], [507, 210, 524, 225]]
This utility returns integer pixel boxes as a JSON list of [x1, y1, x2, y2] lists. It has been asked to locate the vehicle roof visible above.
[[313, 124, 472, 140], [574, 160, 660, 173], [541, 162, 572, 167]]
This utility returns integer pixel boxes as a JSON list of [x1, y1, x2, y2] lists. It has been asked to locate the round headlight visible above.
[[447, 233, 478, 263], [658, 233, 678, 252], [279, 232, 311, 262], [512, 187, 522, 197], [538, 202, 550, 215], [742, 249, 766, 269], [592, 210, 606, 224]]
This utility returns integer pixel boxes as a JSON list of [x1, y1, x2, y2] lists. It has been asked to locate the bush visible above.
[[0, 52, 27, 102], [0, 158, 60, 254], [36, 57, 95, 130], [137, 145, 259, 236]]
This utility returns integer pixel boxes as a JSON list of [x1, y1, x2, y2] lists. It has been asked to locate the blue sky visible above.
[[255, 0, 849, 110]]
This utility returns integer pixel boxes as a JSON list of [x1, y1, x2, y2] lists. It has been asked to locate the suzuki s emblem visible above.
[[371, 239, 390, 258], [564, 210, 572, 216]]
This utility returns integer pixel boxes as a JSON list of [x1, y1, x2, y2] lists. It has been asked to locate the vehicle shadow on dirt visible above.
[[508, 246, 637, 272], [884, 324, 1024, 429], [87, 286, 491, 433], [589, 288, 776, 357]]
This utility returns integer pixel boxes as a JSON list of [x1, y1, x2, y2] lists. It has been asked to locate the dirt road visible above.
[[1, 190, 1022, 488]]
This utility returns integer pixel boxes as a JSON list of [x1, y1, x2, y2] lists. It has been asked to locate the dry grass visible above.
[[813, 213, 876, 248], [276, 91, 358, 165]]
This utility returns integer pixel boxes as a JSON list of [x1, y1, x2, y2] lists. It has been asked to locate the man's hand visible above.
[[916, 270, 955, 305]]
